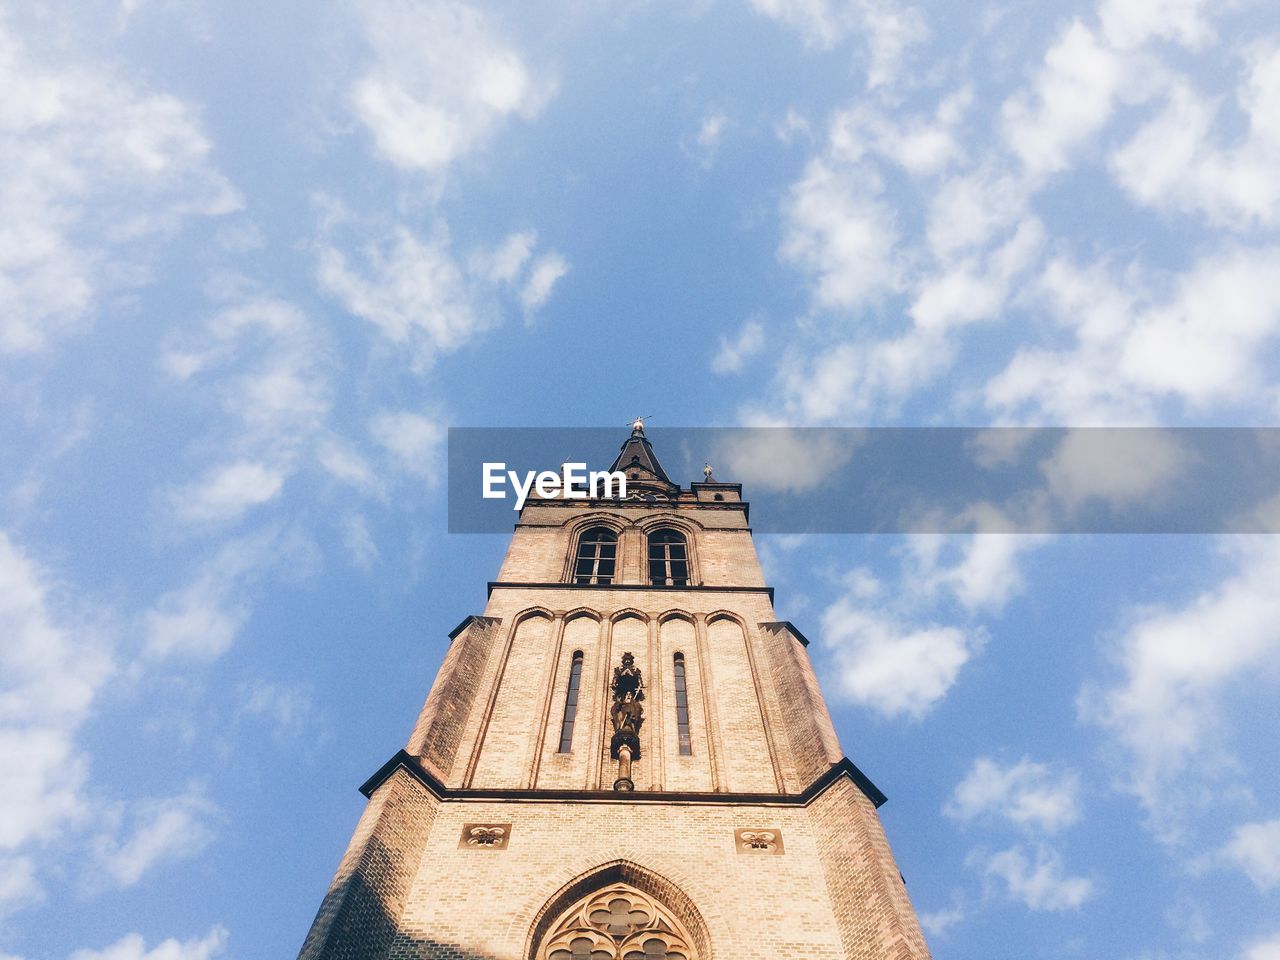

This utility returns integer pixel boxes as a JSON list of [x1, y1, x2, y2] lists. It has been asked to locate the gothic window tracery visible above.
[[647, 529, 689, 586], [574, 527, 618, 584], [539, 884, 695, 960]]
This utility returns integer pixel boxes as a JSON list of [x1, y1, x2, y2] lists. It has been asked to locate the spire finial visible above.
[[629, 416, 649, 437], [703, 462, 714, 481]]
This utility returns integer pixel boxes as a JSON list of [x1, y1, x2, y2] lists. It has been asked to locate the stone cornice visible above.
[[486, 582, 775, 602], [359, 750, 887, 809]]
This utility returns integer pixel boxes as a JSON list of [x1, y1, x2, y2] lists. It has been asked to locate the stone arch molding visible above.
[[525, 861, 712, 960]]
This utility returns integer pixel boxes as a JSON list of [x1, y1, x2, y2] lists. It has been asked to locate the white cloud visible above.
[[1037, 429, 1191, 512], [370, 410, 445, 483], [909, 217, 1043, 330], [351, 0, 552, 174], [69, 926, 228, 960], [1000, 21, 1126, 178], [341, 513, 379, 569], [918, 903, 965, 937], [0, 15, 238, 354], [684, 109, 729, 169], [92, 787, 217, 889], [987, 248, 1280, 422], [828, 88, 972, 177], [713, 427, 858, 493], [746, 0, 925, 88], [946, 757, 1081, 833], [319, 223, 484, 367], [820, 591, 983, 719], [906, 526, 1046, 614], [170, 461, 286, 526], [1097, 0, 1217, 51], [143, 532, 278, 659], [520, 251, 568, 312], [160, 295, 333, 526], [982, 844, 1095, 910], [0, 855, 42, 915], [239, 679, 315, 739], [769, 330, 948, 422], [1243, 933, 1280, 960], [0, 532, 112, 863], [1111, 46, 1280, 229], [711, 320, 766, 375], [1081, 537, 1280, 841], [780, 158, 901, 310], [1222, 819, 1280, 891]]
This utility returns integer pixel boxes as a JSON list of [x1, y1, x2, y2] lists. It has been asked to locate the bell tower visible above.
[[298, 423, 931, 960]]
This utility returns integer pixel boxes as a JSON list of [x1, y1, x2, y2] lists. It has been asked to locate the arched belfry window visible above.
[[539, 883, 696, 960], [574, 527, 618, 585], [647, 529, 689, 586]]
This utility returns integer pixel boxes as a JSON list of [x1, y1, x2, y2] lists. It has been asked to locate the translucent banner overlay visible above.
[[447, 427, 1280, 534]]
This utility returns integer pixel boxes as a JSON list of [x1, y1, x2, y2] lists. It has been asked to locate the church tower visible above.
[[299, 423, 931, 960]]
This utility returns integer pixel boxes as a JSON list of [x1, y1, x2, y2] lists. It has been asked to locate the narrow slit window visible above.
[[557, 652, 584, 752], [573, 527, 618, 584], [647, 528, 689, 586], [673, 653, 692, 755]]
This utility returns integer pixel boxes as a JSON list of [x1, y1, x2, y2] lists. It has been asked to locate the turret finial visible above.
[[703, 462, 714, 481]]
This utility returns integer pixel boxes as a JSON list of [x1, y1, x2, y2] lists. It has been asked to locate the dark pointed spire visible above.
[[609, 418, 674, 488]]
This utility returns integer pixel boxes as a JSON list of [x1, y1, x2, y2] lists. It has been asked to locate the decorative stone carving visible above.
[[540, 883, 694, 960], [458, 823, 512, 849], [734, 828, 784, 854], [609, 652, 645, 790]]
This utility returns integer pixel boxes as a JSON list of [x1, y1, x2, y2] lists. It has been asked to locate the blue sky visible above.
[[2, 0, 1280, 958]]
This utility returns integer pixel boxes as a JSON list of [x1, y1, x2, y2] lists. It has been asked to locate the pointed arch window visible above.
[[539, 883, 696, 960], [574, 527, 618, 584], [647, 529, 688, 586], [557, 651, 585, 753], [673, 654, 692, 756]]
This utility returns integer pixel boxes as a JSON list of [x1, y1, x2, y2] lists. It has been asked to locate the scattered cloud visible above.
[[68, 926, 228, 960], [319, 222, 566, 367], [1000, 20, 1128, 178], [91, 787, 218, 889], [746, 0, 926, 88], [1243, 932, 1280, 960], [238, 679, 315, 740], [1222, 819, 1280, 891], [351, 0, 552, 175], [370, 410, 445, 484], [987, 248, 1280, 422], [981, 844, 1095, 911], [713, 427, 858, 493], [169, 461, 286, 526], [710, 320, 766, 375], [0, 13, 238, 354], [1081, 537, 1280, 842], [1110, 44, 1280, 229], [520, 251, 568, 313], [946, 757, 1082, 834], [143, 530, 285, 659], [780, 159, 901, 311], [0, 532, 112, 871], [820, 590, 984, 719], [683, 109, 729, 169], [0, 855, 42, 916]]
